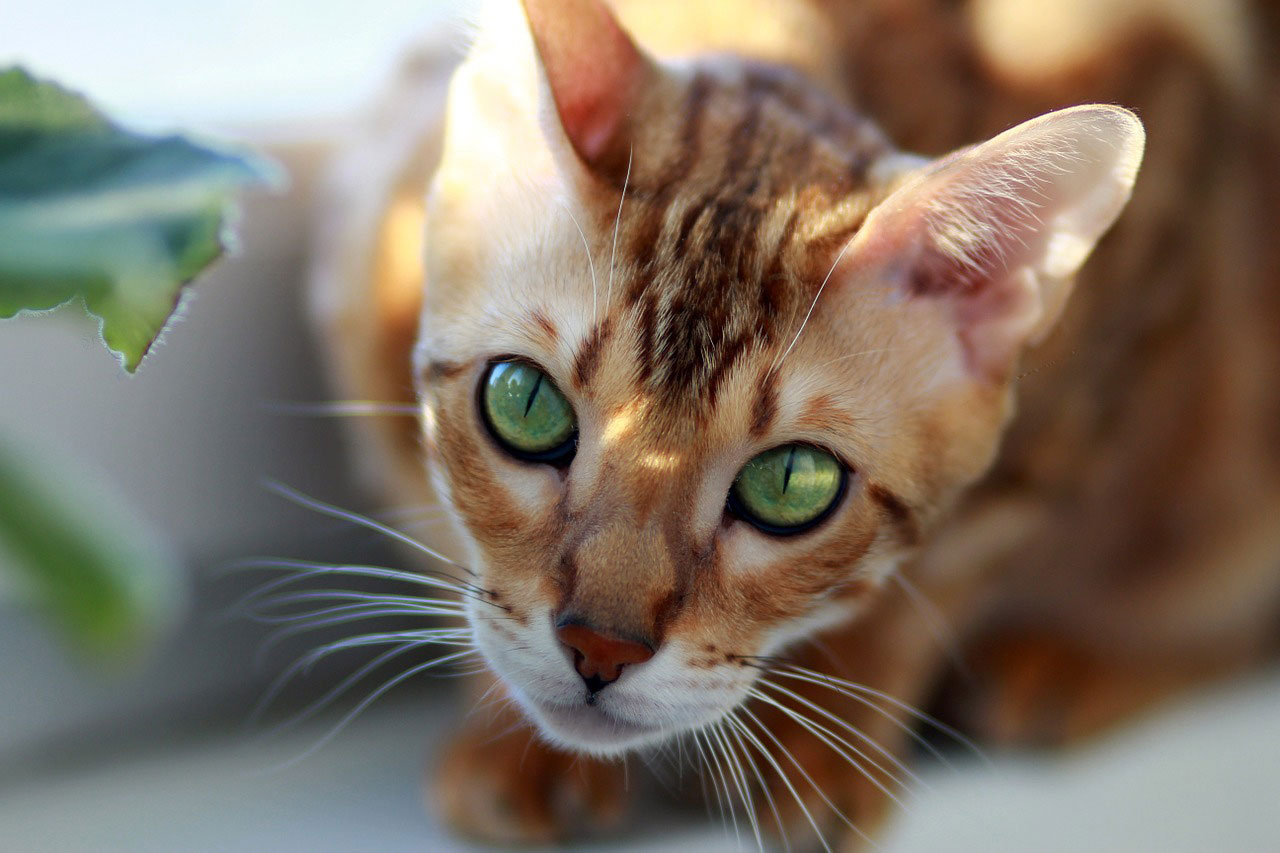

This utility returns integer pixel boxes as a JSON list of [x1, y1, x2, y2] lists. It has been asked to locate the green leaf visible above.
[[0, 431, 181, 663], [0, 67, 276, 371]]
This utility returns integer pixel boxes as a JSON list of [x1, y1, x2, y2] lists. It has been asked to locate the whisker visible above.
[[811, 347, 900, 371], [259, 400, 420, 418], [222, 557, 496, 613], [725, 711, 790, 853], [738, 705, 878, 852], [715, 718, 765, 853], [260, 481, 480, 580], [773, 666, 990, 767], [558, 200, 598, 321], [261, 647, 480, 772], [367, 503, 449, 523], [692, 730, 732, 837], [752, 678, 925, 792], [469, 677, 510, 719], [251, 604, 465, 664], [433, 662, 494, 678], [227, 557, 473, 597], [770, 233, 858, 375], [732, 707, 835, 853], [890, 572, 971, 680], [753, 664, 951, 768], [748, 682, 919, 810], [250, 627, 472, 726], [706, 722, 747, 851], [605, 143, 632, 315], [254, 639, 419, 731], [244, 589, 467, 618]]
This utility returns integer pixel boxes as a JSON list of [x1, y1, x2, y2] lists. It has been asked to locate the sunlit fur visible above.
[[309, 0, 1280, 847]]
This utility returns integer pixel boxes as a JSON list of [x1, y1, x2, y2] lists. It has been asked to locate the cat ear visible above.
[[521, 0, 653, 175], [853, 105, 1144, 382]]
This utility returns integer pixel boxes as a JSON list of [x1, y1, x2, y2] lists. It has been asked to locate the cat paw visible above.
[[430, 715, 628, 844]]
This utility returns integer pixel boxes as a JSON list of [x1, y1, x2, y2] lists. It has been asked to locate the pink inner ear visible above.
[[904, 209, 1050, 382], [863, 106, 1144, 384], [522, 0, 648, 168]]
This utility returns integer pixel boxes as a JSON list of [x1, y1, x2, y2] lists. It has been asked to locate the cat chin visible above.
[[519, 695, 675, 756]]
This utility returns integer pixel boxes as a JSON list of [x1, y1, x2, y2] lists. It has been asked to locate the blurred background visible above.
[[1, 1, 1277, 851]]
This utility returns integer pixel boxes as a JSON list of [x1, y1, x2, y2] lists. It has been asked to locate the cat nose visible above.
[[555, 619, 655, 693]]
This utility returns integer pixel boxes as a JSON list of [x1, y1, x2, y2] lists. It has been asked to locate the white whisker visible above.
[[251, 628, 472, 726], [228, 557, 473, 598], [255, 640, 418, 730], [559, 200, 598, 321], [891, 572, 970, 679], [260, 481, 479, 580], [753, 678, 926, 791], [811, 347, 900, 371], [770, 233, 858, 374], [605, 144, 633, 315], [775, 666, 990, 767], [738, 705, 877, 851], [693, 730, 732, 836], [706, 722, 747, 845], [725, 711, 790, 853], [748, 683, 919, 810], [716, 718, 765, 852], [245, 589, 466, 617], [733, 707, 836, 853], [260, 400, 420, 418], [252, 605, 465, 663], [261, 647, 480, 772]]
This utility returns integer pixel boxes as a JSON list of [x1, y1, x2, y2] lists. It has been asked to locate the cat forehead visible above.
[[582, 64, 894, 406], [424, 58, 904, 417]]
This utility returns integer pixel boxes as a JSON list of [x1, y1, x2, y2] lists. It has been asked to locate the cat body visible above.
[[310, 0, 1280, 846]]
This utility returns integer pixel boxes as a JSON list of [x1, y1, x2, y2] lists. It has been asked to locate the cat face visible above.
[[413, 0, 1142, 754]]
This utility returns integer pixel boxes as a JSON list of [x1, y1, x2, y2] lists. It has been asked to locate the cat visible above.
[[308, 0, 1280, 847]]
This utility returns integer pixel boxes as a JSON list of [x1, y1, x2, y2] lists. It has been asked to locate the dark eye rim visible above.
[[726, 443, 850, 537], [477, 357, 578, 467]]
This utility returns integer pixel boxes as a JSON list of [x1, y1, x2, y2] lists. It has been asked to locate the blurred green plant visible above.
[[0, 67, 274, 661], [0, 434, 180, 662], [0, 67, 272, 370]]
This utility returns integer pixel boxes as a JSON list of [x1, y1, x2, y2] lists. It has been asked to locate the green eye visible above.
[[730, 444, 845, 534], [481, 361, 577, 462]]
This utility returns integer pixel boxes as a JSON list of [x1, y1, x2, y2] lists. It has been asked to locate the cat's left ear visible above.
[[521, 0, 655, 178], [851, 105, 1144, 382]]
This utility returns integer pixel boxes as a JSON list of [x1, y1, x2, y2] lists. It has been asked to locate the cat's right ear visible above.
[[847, 105, 1144, 384], [521, 0, 655, 178]]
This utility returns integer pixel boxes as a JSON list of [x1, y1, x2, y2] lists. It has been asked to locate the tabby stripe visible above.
[[867, 482, 920, 546]]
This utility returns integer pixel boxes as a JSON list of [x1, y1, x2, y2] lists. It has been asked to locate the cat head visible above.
[[414, 0, 1143, 754]]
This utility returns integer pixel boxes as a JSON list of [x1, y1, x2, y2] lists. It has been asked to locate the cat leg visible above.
[[429, 674, 630, 844], [942, 630, 1256, 747]]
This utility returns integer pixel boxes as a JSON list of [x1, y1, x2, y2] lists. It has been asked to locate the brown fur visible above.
[[311, 0, 1280, 848]]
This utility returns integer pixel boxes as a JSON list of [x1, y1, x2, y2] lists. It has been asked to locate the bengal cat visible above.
[[308, 0, 1280, 847]]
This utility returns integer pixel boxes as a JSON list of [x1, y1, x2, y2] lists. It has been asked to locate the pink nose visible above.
[[556, 621, 655, 692]]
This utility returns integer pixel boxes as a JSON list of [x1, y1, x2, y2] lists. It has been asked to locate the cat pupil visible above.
[[523, 372, 543, 417], [781, 445, 797, 493]]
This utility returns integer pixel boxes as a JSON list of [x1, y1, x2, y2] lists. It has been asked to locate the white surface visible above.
[[2, 670, 1278, 852]]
